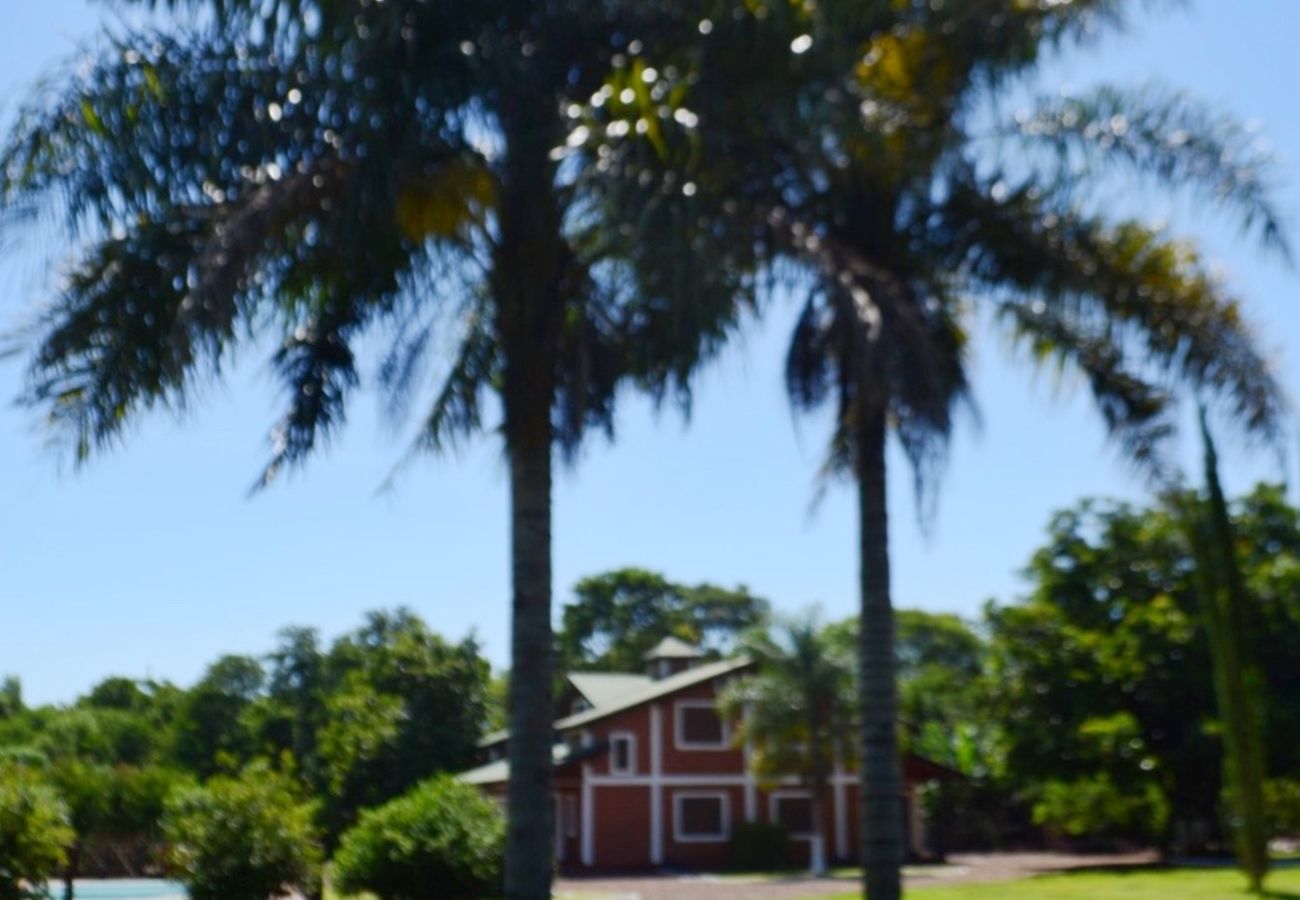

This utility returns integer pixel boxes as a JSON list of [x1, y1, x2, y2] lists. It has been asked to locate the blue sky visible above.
[[1, 2, 1297, 706]]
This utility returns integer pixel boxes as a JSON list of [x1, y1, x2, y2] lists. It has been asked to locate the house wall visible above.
[[489, 669, 934, 872]]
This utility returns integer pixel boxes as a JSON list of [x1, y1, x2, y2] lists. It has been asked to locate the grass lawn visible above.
[[815, 867, 1300, 899]]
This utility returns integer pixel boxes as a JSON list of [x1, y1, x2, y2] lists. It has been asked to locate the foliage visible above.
[[990, 484, 1300, 851], [1184, 413, 1270, 890], [557, 568, 769, 674], [1263, 779, 1300, 839], [162, 764, 321, 900], [331, 775, 504, 900], [729, 821, 791, 872], [0, 765, 73, 900], [1032, 774, 1170, 846], [720, 613, 853, 875]]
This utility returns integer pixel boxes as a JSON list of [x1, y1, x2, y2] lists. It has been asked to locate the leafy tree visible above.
[[332, 775, 505, 900], [47, 761, 112, 900], [169, 656, 265, 777], [557, 568, 769, 673], [162, 764, 321, 900], [0, 7, 744, 895], [1180, 412, 1269, 889], [720, 614, 855, 875], [0, 765, 73, 900], [0, 682, 22, 721], [591, 3, 1287, 894], [990, 484, 1300, 854]]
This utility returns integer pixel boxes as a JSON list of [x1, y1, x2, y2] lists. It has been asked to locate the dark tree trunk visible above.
[[496, 87, 564, 900], [856, 396, 904, 900], [62, 843, 79, 900]]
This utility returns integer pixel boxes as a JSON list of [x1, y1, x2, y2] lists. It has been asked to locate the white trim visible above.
[[674, 699, 731, 750], [672, 790, 731, 843], [588, 772, 821, 787], [742, 704, 757, 821], [650, 704, 664, 864], [768, 789, 815, 839], [580, 764, 594, 865], [608, 731, 637, 776], [833, 759, 849, 860]]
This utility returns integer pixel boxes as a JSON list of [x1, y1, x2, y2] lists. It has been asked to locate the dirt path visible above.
[[554, 850, 1159, 899]]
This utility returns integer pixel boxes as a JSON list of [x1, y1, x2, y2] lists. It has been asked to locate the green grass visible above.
[[814, 867, 1300, 899]]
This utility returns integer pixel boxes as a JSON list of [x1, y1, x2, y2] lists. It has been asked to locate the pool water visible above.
[[70, 880, 186, 899]]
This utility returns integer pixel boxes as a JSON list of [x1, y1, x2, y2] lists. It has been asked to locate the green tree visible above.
[[162, 764, 321, 900], [0, 8, 743, 896], [1181, 412, 1269, 890], [332, 775, 505, 900], [720, 614, 855, 875], [47, 761, 112, 900], [0, 765, 73, 900], [557, 568, 769, 674], [591, 3, 1287, 894], [169, 657, 265, 777]]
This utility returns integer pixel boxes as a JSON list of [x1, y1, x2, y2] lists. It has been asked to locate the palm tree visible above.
[[0, 4, 746, 897], [720, 613, 856, 876], [588, 3, 1289, 897]]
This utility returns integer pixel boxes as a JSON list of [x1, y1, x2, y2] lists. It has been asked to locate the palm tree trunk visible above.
[[497, 89, 564, 900], [809, 771, 829, 877], [504, 422, 556, 900], [856, 396, 904, 900]]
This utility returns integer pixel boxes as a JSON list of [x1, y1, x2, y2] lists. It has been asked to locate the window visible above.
[[770, 792, 814, 838], [675, 700, 729, 749], [571, 697, 592, 715], [609, 731, 636, 775], [674, 792, 729, 842]]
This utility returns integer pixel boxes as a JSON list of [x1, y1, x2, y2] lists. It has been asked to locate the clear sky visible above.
[[1, 2, 1297, 706]]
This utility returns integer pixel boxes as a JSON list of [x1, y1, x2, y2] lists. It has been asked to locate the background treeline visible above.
[[0, 609, 489, 882], [902, 483, 1300, 855]]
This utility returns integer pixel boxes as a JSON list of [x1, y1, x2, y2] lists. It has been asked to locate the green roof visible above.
[[643, 636, 703, 660], [568, 672, 654, 709]]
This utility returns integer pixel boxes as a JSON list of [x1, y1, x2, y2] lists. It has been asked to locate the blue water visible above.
[[70, 880, 186, 899]]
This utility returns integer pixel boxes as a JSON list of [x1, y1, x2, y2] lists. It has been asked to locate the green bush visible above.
[[1032, 774, 1170, 846], [729, 820, 790, 871], [0, 765, 74, 900], [1264, 778, 1300, 838], [332, 775, 504, 900], [162, 764, 321, 900]]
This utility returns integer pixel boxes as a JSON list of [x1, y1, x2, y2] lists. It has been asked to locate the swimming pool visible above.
[[69, 880, 186, 899]]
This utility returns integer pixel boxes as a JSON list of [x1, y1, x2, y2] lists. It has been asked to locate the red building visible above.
[[462, 638, 949, 871]]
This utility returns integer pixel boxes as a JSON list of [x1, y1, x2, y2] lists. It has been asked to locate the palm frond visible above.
[[1010, 84, 1290, 257]]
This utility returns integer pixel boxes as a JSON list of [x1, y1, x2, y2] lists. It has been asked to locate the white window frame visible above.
[[768, 789, 815, 840], [673, 790, 731, 843], [608, 730, 637, 776], [674, 699, 731, 750]]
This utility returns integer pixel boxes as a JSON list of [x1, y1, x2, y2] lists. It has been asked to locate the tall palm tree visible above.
[[0, 4, 747, 897], [720, 613, 856, 876], [588, 3, 1289, 897]]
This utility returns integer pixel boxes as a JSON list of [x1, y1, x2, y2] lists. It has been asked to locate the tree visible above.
[[332, 775, 505, 900], [0, 765, 73, 900], [0, 7, 745, 896], [589, 4, 1287, 895], [989, 485, 1300, 854], [1180, 412, 1270, 890], [169, 656, 265, 777], [720, 614, 855, 875], [162, 764, 321, 900], [557, 568, 769, 674]]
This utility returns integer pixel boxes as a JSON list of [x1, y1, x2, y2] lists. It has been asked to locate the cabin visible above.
[[461, 637, 950, 871]]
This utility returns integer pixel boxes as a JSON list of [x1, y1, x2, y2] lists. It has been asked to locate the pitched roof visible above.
[[459, 742, 587, 786], [643, 636, 703, 660], [478, 655, 752, 749], [568, 672, 654, 709]]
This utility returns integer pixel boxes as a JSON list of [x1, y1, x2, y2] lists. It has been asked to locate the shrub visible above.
[[1264, 778, 1300, 838], [1032, 774, 1170, 846], [332, 775, 504, 900], [162, 764, 321, 900], [0, 765, 74, 900], [729, 820, 790, 871]]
